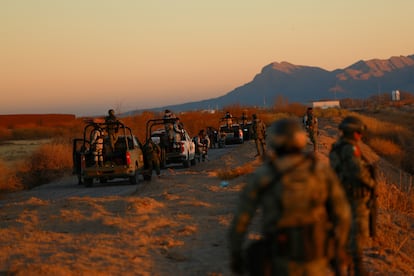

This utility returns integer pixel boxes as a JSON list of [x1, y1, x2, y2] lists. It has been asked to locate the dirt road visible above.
[[1, 118, 413, 275], [0, 139, 256, 275]]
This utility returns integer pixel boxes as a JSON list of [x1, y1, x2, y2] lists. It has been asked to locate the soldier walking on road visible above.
[[303, 107, 318, 152], [329, 116, 378, 276], [251, 114, 266, 157], [143, 138, 161, 178], [228, 118, 351, 276]]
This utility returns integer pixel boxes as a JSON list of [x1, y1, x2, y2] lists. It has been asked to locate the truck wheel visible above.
[[183, 153, 190, 168], [190, 156, 196, 166], [160, 148, 166, 169], [84, 178, 93, 187], [130, 167, 140, 185], [77, 175, 84, 185]]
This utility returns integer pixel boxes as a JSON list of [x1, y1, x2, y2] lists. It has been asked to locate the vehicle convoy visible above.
[[72, 119, 145, 187], [146, 118, 196, 168], [218, 117, 244, 147]]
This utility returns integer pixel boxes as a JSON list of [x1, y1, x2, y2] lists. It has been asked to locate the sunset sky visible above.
[[1, 0, 413, 116]]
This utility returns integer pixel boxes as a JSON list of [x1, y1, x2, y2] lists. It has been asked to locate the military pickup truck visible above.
[[146, 118, 196, 168], [72, 119, 145, 187], [218, 117, 244, 147]]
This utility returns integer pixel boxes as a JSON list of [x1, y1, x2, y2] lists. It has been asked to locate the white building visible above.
[[391, 90, 401, 101], [311, 100, 341, 109]]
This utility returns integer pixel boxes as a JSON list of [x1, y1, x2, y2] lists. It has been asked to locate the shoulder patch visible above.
[[353, 145, 361, 157]]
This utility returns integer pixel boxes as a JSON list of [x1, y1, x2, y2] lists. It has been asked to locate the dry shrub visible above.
[[368, 138, 402, 156], [22, 142, 72, 189], [216, 160, 258, 180], [0, 127, 12, 141], [0, 160, 23, 192], [11, 127, 60, 140], [318, 108, 349, 118], [378, 179, 413, 214]]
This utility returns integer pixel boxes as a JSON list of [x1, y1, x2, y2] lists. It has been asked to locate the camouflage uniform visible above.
[[105, 109, 118, 153], [329, 117, 377, 276], [251, 114, 266, 157], [303, 108, 318, 152], [195, 130, 210, 162], [143, 139, 161, 177], [228, 118, 351, 276], [90, 127, 104, 167]]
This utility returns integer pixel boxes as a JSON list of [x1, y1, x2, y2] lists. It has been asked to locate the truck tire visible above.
[[160, 148, 166, 169], [130, 166, 140, 185], [77, 175, 84, 185], [84, 178, 93, 187], [183, 153, 190, 168]]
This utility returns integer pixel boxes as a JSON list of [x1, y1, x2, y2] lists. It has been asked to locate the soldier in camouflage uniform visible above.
[[228, 118, 351, 276], [143, 138, 161, 178], [105, 109, 119, 153], [303, 107, 318, 152], [251, 114, 267, 157], [329, 116, 378, 276]]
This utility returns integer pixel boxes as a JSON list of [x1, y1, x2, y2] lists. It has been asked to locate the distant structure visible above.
[[391, 90, 401, 101], [310, 100, 340, 109]]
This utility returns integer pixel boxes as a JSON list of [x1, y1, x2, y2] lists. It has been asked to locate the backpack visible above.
[[266, 155, 329, 261]]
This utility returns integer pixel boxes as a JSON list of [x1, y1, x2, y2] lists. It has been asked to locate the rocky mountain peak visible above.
[[338, 55, 414, 80]]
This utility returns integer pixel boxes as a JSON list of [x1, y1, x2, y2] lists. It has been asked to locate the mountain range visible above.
[[132, 54, 414, 114]]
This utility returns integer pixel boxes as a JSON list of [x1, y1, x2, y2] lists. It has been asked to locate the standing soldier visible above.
[[251, 114, 266, 157], [303, 107, 318, 152], [90, 125, 104, 167], [195, 129, 210, 162], [105, 109, 118, 153], [143, 138, 161, 179], [228, 118, 351, 276], [224, 111, 233, 127], [329, 116, 378, 276]]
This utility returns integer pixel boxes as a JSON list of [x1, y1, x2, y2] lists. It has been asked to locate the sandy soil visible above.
[[0, 118, 413, 276]]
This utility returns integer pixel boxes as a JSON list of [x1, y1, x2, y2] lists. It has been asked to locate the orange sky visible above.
[[1, 0, 413, 116]]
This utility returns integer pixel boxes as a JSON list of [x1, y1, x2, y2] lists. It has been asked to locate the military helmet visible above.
[[268, 118, 307, 152], [339, 116, 366, 134], [108, 109, 115, 116], [252, 114, 257, 119]]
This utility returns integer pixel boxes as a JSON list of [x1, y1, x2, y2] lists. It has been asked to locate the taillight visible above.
[[180, 143, 185, 153], [126, 152, 131, 165], [239, 129, 243, 137]]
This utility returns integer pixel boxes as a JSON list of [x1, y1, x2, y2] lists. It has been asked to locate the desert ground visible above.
[[0, 117, 413, 276]]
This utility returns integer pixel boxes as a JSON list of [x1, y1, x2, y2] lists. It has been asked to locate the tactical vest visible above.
[[330, 142, 371, 200], [265, 156, 330, 261]]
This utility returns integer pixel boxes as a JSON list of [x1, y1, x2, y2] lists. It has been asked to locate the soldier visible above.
[[329, 116, 378, 276], [251, 114, 266, 157], [228, 118, 351, 276], [224, 111, 233, 127], [105, 109, 118, 153], [163, 109, 177, 143], [195, 129, 210, 162], [90, 125, 104, 167], [303, 107, 318, 152], [143, 138, 161, 178]]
